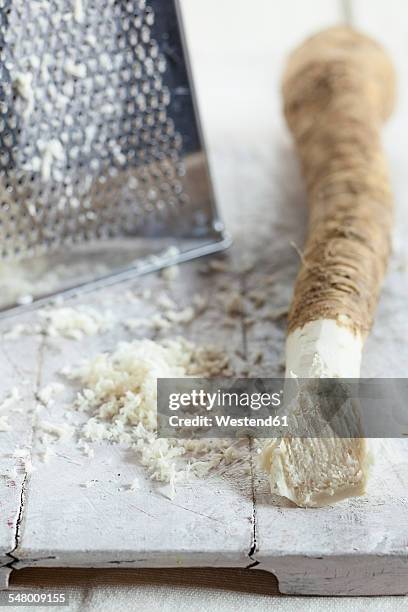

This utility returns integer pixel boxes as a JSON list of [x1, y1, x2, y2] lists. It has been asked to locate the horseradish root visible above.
[[261, 27, 395, 507]]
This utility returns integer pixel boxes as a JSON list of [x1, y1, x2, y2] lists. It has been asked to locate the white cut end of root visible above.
[[262, 319, 368, 507], [285, 319, 363, 378], [260, 437, 371, 508]]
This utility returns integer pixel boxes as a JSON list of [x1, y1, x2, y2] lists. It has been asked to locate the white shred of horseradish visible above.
[[63, 337, 250, 497], [260, 320, 367, 507], [39, 305, 114, 340], [37, 382, 65, 406], [161, 265, 179, 281]]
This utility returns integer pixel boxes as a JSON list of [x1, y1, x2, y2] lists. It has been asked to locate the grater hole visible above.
[[0, 0, 192, 258]]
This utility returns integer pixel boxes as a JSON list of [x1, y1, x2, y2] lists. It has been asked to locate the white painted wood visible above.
[[0, 316, 41, 573], [1, 0, 407, 597], [264, 555, 408, 596], [253, 440, 408, 594], [13, 269, 254, 569]]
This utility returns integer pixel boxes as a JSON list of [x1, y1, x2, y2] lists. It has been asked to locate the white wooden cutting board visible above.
[[0, 0, 408, 596]]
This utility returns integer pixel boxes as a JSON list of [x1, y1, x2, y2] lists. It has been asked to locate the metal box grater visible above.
[[0, 0, 229, 313]]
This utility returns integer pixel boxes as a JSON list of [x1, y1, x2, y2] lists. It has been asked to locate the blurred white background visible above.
[[179, 0, 407, 253]]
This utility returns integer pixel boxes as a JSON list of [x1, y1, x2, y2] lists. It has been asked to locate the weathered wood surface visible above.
[[0, 0, 407, 596], [0, 316, 43, 588], [12, 270, 254, 569]]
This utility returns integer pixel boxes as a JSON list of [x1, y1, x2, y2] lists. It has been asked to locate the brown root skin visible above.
[[283, 26, 396, 337]]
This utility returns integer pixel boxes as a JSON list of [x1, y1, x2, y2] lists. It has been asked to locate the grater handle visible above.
[[282, 26, 396, 337]]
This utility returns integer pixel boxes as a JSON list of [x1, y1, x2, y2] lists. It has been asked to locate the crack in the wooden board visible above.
[[4, 335, 47, 575], [6, 472, 28, 567], [239, 269, 260, 569], [246, 437, 260, 569]]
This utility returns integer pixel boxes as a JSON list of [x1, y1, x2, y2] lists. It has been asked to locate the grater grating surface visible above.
[[0, 0, 228, 311]]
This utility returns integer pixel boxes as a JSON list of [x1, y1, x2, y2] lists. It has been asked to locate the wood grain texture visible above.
[[14, 269, 254, 569], [0, 315, 43, 569], [1, 0, 407, 597]]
